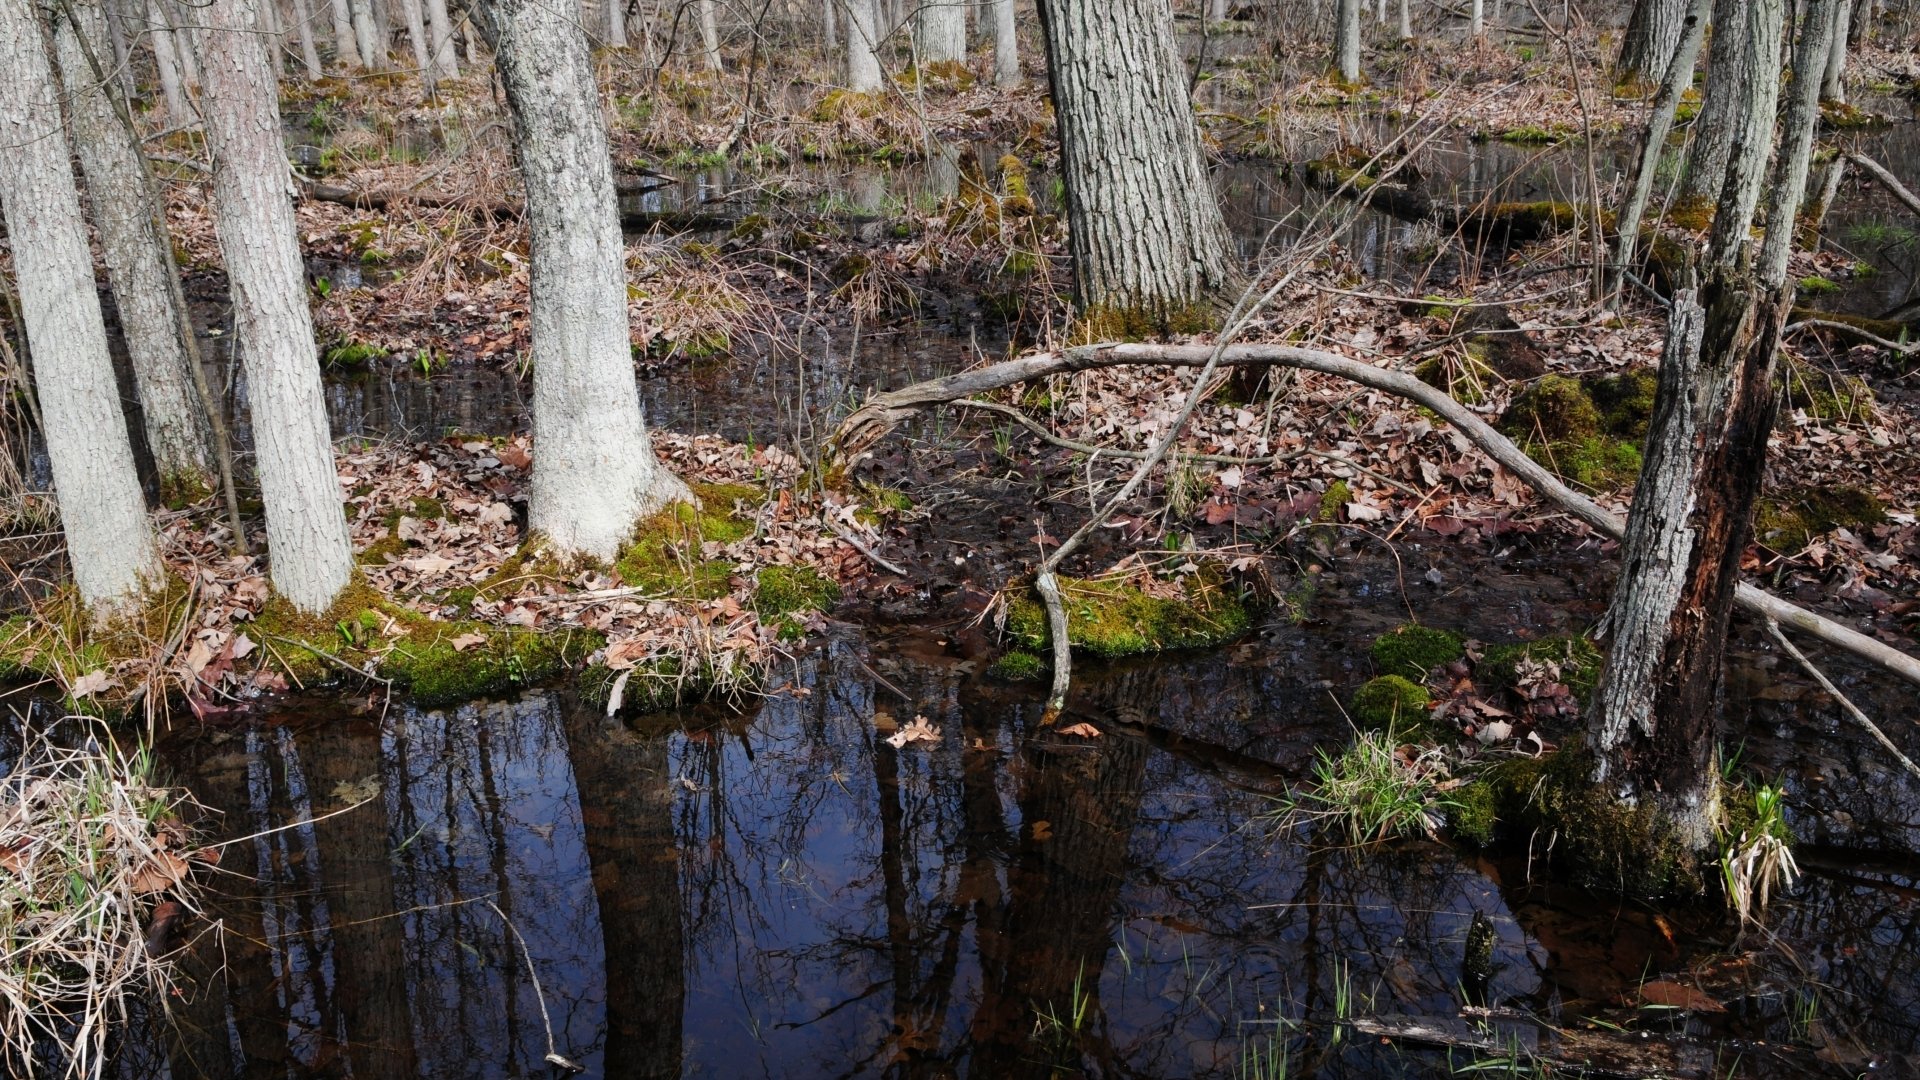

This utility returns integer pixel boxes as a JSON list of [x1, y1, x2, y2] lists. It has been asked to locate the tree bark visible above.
[[606, 0, 627, 46], [200, 0, 356, 614], [0, 0, 162, 613], [468, 0, 692, 562], [1036, 0, 1236, 324], [1333, 0, 1361, 80], [1616, 0, 1688, 87], [917, 0, 966, 61], [53, 0, 216, 499], [1398, 0, 1412, 40], [1611, 0, 1709, 286], [1676, 0, 1753, 208], [845, 0, 882, 90], [327, 0, 358, 62], [1819, 0, 1847, 100], [288, 0, 325, 75], [991, 0, 1017, 85], [163, 0, 202, 87], [399, 0, 432, 78], [145, 0, 195, 117], [696, 0, 721, 68], [349, 0, 380, 65], [425, 0, 458, 76]]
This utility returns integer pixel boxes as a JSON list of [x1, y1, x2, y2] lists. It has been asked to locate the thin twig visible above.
[[486, 900, 583, 1072], [1766, 619, 1920, 782]]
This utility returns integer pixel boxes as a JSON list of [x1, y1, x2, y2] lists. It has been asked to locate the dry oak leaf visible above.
[[1057, 722, 1103, 738], [885, 715, 941, 749], [1637, 980, 1726, 1013], [449, 633, 488, 653], [69, 669, 115, 699]]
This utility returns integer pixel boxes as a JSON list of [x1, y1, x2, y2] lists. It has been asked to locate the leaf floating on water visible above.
[[331, 775, 382, 806], [1057, 722, 1102, 738], [1637, 980, 1726, 1013], [885, 715, 940, 749]]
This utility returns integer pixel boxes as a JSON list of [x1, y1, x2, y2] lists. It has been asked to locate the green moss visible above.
[[1415, 350, 1498, 405], [381, 623, 599, 707], [1501, 375, 1602, 441], [1584, 368, 1659, 440], [1450, 778, 1499, 846], [1002, 568, 1253, 660], [752, 565, 838, 638], [322, 338, 384, 369], [1501, 375, 1647, 488], [356, 534, 408, 567], [1797, 275, 1841, 294], [1495, 123, 1572, 144], [853, 482, 913, 524], [1753, 485, 1886, 551], [1782, 362, 1875, 422], [613, 483, 759, 599], [0, 575, 201, 714], [1316, 480, 1352, 523], [1481, 635, 1604, 702], [159, 470, 213, 511], [728, 213, 771, 243], [1370, 624, 1465, 679], [986, 649, 1046, 681], [1349, 675, 1433, 730], [1070, 301, 1216, 343]]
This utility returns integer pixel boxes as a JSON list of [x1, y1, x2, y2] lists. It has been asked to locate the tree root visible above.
[[830, 341, 1920, 689]]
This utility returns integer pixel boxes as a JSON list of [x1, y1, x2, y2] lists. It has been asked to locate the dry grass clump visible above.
[[0, 726, 208, 1078]]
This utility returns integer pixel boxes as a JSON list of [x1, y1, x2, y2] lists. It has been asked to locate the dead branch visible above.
[[831, 341, 1920, 690], [1846, 152, 1920, 219], [1767, 619, 1920, 782]]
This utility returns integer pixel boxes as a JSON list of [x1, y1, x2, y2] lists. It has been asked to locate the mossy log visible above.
[[1302, 157, 1600, 246]]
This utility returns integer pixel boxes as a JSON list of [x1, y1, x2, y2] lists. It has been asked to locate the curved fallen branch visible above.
[[833, 341, 1920, 688]]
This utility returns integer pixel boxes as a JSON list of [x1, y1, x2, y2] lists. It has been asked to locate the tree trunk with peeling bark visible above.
[[845, 0, 882, 90], [917, 0, 966, 61], [52, 0, 215, 500], [467, 0, 691, 563], [1036, 0, 1235, 327], [1616, 0, 1688, 87], [200, 0, 356, 614], [0, 0, 162, 613], [1588, 0, 1815, 864]]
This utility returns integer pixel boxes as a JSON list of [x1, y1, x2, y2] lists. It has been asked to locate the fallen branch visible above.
[[825, 517, 908, 577], [1767, 619, 1920, 782], [832, 341, 1920, 689], [1846, 152, 1920, 219], [1784, 317, 1918, 354]]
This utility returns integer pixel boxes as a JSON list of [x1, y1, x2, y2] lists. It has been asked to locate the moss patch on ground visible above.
[[1369, 624, 1464, 679], [1753, 485, 1886, 552], [613, 482, 762, 599], [1003, 567, 1253, 660], [1499, 369, 1658, 489], [0, 575, 197, 714], [752, 564, 839, 639], [1481, 634, 1604, 702], [1350, 675, 1433, 731], [1782, 361, 1875, 423], [986, 649, 1046, 681]]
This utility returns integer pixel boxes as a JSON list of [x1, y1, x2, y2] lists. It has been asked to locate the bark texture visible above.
[[200, 0, 356, 614], [916, 0, 966, 61], [1036, 0, 1235, 323], [1334, 0, 1361, 81], [696, 0, 721, 68], [469, 0, 692, 562], [425, 0, 459, 77], [327, 0, 357, 62], [53, 0, 215, 496], [289, 0, 324, 76], [399, 0, 433, 77], [0, 0, 162, 611], [845, 0, 882, 90], [1677, 0, 1751, 207], [349, 0, 381, 64], [1616, 0, 1688, 85], [145, 0, 194, 115], [1819, 0, 1848, 100], [991, 0, 1017, 85]]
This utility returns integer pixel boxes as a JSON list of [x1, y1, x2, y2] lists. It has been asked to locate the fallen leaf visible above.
[[885, 714, 941, 749], [70, 670, 115, 699], [449, 633, 488, 652], [1638, 980, 1726, 1013], [1057, 722, 1102, 738]]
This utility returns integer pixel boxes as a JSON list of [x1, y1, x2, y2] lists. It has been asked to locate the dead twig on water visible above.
[[1766, 619, 1920, 782], [485, 900, 583, 1073]]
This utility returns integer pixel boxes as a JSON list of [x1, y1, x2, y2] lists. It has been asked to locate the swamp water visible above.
[[15, 105, 1918, 1077]]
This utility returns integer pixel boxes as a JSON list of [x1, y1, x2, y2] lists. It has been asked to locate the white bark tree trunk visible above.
[[992, 0, 1018, 84], [288, 0, 325, 75], [0, 0, 162, 613], [607, 0, 627, 46], [917, 0, 966, 61], [1398, 0, 1411, 39], [349, 0, 380, 64], [1820, 0, 1848, 100], [467, 0, 692, 562], [697, 0, 722, 68], [1333, 0, 1361, 81], [327, 0, 358, 62], [822, 0, 835, 48], [845, 0, 882, 90], [145, 0, 195, 116], [104, 0, 138, 100], [398, 0, 432, 79], [199, 0, 355, 614], [425, 0, 458, 76], [1469, 0, 1482, 35], [164, 0, 202, 87], [1036, 0, 1236, 322], [53, 0, 215, 498], [1616, 0, 1688, 86]]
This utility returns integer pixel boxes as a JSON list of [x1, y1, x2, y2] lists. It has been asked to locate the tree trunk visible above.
[[399, 0, 432, 80], [992, 0, 1018, 84], [146, 0, 195, 117], [1469, 0, 1482, 35], [425, 0, 459, 76], [199, 0, 356, 614], [288, 0, 325, 75], [822, 0, 835, 49], [1333, 0, 1361, 80], [696, 0, 721, 68], [1587, 0, 1799, 860], [349, 0, 381, 65], [467, 0, 692, 562], [1611, 0, 1709, 283], [1819, 0, 1847, 100], [0, 0, 162, 613], [104, 0, 138, 100], [1616, 0, 1688, 87], [1399, 0, 1412, 39], [327, 0, 358, 62], [165, 0, 202, 87], [917, 0, 966, 61], [1676, 0, 1752, 208], [53, 0, 215, 499], [1036, 0, 1236, 324], [845, 0, 882, 90], [606, 0, 627, 46]]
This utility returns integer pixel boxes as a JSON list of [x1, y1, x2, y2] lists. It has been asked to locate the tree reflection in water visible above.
[[149, 626, 1920, 1077]]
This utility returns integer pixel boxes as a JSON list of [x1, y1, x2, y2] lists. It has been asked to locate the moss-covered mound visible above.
[[0, 576, 198, 714], [1369, 624, 1464, 679], [1782, 362, 1875, 423], [1350, 675, 1433, 730], [752, 564, 840, 639], [1480, 634, 1604, 703], [1753, 485, 1886, 552], [1003, 568, 1253, 660], [986, 649, 1046, 682], [613, 482, 761, 599], [1499, 369, 1658, 489]]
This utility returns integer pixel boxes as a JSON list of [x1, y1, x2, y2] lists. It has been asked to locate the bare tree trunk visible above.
[[146, 0, 195, 116], [349, 0, 380, 64], [1819, 0, 1847, 100], [845, 0, 882, 89], [425, 0, 458, 76], [607, 0, 627, 46], [1612, 0, 1709, 282], [1616, 0, 1688, 87], [1333, 0, 1361, 79], [992, 0, 1018, 84], [164, 0, 202, 88], [696, 0, 721, 68], [199, 0, 355, 614], [288, 0, 325, 75], [822, 0, 835, 48], [467, 0, 692, 562], [1676, 0, 1751, 208], [1587, 0, 1800, 860], [1398, 0, 1412, 39], [52, 0, 215, 500], [104, 0, 138, 100], [1469, 0, 1482, 35], [917, 0, 966, 60], [1036, 0, 1236, 324], [398, 0, 432, 78], [0, 0, 162, 613], [327, 0, 358, 62]]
